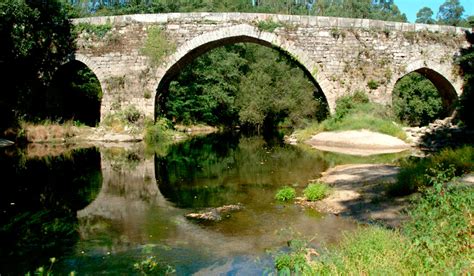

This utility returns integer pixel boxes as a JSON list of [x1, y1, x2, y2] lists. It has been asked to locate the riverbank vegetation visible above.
[[292, 90, 407, 142], [389, 145, 474, 195], [275, 163, 473, 274]]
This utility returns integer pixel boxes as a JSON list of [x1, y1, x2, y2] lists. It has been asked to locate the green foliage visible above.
[[318, 91, 407, 140], [0, 0, 76, 129], [437, 0, 465, 26], [256, 19, 282, 32], [403, 179, 473, 273], [161, 43, 326, 129], [163, 44, 247, 126], [274, 158, 473, 274], [334, 90, 369, 120], [293, 91, 406, 141], [274, 238, 315, 274], [389, 146, 474, 195], [74, 22, 112, 38], [133, 255, 175, 275], [314, 227, 410, 274], [141, 26, 176, 66], [236, 45, 322, 129], [303, 182, 329, 201], [144, 118, 175, 146], [367, 79, 379, 90], [416, 7, 435, 24], [393, 72, 444, 126], [275, 186, 296, 202], [133, 256, 158, 274]]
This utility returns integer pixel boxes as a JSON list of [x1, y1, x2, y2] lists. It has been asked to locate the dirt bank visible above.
[[296, 164, 410, 228]]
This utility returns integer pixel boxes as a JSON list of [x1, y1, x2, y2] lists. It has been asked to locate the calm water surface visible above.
[[0, 132, 403, 275]]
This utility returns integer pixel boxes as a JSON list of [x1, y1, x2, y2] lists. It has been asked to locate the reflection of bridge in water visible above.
[[76, 145, 356, 260]]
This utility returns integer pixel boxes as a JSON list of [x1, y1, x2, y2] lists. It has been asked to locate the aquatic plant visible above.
[[303, 182, 329, 201], [275, 186, 296, 202]]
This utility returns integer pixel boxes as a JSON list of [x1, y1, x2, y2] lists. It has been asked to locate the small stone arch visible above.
[[395, 61, 459, 115], [153, 24, 333, 118]]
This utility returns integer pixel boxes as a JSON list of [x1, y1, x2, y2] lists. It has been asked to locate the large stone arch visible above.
[[49, 54, 105, 125], [153, 24, 333, 118], [393, 60, 460, 115]]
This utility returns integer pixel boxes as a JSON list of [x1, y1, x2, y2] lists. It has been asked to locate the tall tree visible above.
[[0, 0, 76, 129], [416, 7, 435, 24], [437, 0, 465, 26]]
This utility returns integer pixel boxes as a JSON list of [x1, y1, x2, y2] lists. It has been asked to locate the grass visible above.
[[292, 91, 407, 142], [313, 227, 410, 275], [303, 182, 329, 201], [321, 101, 406, 140], [389, 146, 474, 195], [275, 186, 296, 202], [19, 120, 85, 142]]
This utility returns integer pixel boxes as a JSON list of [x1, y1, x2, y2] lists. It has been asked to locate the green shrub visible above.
[[334, 90, 369, 120], [275, 186, 296, 202], [102, 105, 143, 132], [367, 79, 379, 90], [275, 252, 311, 274], [256, 19, 283, 32], [303, 182, 329, 201], [389, 146, 474, 195], [144, 118, 174, 146]]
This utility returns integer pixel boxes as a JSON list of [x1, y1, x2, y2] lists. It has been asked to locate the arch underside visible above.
[[155, 34, 328, 119]]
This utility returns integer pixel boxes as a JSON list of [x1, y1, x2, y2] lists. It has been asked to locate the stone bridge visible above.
[[72, 13, 469, 121]]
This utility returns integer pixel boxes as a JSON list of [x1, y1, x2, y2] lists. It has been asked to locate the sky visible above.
[[395, 0, 474, 23]]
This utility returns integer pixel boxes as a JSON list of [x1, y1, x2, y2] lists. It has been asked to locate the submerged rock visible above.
[[185, 204, 243, 221]]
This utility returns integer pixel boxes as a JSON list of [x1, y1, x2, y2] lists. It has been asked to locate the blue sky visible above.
[[396, 0, 474, 23]]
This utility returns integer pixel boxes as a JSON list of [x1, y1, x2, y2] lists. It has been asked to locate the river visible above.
[[0, 132, 404, 274]]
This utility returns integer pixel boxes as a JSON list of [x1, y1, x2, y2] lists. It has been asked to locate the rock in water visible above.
[[185, 204, 243, 221]]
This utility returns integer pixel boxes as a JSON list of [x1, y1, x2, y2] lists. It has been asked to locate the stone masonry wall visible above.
[[72, 13, 469, 121]]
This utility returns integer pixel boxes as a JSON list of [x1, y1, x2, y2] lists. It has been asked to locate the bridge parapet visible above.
[[73, 12, 469, 34]]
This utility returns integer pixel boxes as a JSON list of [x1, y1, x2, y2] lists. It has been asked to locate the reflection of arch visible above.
[[396, 64, 458, 114], [154, 24, 332, 118]]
